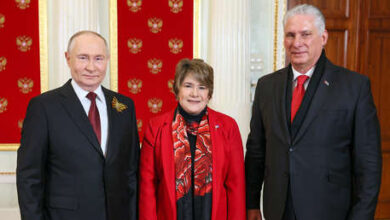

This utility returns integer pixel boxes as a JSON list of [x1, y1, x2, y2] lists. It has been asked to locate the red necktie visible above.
[[87, 92, 101, 144], [291, 75, 309, 122]]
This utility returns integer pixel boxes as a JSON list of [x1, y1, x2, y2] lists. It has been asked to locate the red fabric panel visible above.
[[117, 0, 193, 140], [0, 0, 41, 143]]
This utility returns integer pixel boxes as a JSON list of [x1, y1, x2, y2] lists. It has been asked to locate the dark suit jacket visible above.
[[245, 58, 382, 220], [17, 80, 140, 220], [139, 107, 246, 220]]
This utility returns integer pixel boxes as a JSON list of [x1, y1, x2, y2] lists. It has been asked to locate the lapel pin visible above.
[[324, 80, 329, 86], [112, 97, 128, 112]]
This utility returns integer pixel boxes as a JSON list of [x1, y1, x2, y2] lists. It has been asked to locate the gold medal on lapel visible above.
[[112, 97, 128, 113]]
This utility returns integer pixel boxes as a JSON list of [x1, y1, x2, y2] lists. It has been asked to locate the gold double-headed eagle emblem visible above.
[[0, 57, 6, 71], [148, 98, 163, 113], [128, 78, 142, 94], [16, 0, 31, 10], [168, 38, 183, 54], [148, 17, 163, 34], [127, 0, 142, 12], [0, 14, 5, 28], [16, 36, 32, 52], [169, 0, 183, 13], [0, 98, 8, 113], [128, 38, 143, 54], [18, 78, 34, 94], [147, 58, 163, 74]]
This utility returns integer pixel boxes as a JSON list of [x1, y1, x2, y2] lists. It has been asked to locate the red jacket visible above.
[[139, 107, 246, 220]]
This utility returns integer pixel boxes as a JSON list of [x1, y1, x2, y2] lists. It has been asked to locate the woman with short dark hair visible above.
[[139, 58, 246, 220]]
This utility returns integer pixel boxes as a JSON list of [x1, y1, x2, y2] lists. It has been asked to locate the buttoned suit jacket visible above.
[[17, 80, 140, 220], [245, 58, 382, 220], [139, 107, 246, 220]]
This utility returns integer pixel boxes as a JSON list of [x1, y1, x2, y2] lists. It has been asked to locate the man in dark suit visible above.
[[17, 30, 139, 220], [245, 4, 382, 220]]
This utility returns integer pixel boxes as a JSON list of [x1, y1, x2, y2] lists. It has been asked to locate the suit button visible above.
[[289, 148, 294, 152]]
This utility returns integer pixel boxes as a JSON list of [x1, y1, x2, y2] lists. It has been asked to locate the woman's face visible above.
[[177, 74, 210, 115]]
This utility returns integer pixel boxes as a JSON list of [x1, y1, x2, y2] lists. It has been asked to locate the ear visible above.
[[321, 29, 328, 47], [65, 52, 71, 66]]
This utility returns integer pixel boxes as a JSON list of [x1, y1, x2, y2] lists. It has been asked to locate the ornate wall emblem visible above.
[[148, 17, 163, 33], [148, 98, 163, 113], [0, 14, 5, 28], [137, 119, 143, 132], [15, 0, 31, 10], [0, 98, 8, 113], [147, 58, 162, 74], [0, 57, 7, 71], [168, 38, 183, 54], [168, 79, 174, 94], [18, 77, 34, 94], [168, 0, 183, 13], [127, 0, 142, 12], [127, 38, 143, 54], [128, 78, 142, 94], [18, 119, 24, 129], [16, 36, 32, 52]]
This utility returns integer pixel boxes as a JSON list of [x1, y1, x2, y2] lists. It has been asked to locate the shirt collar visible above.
[[292, 66, 315, 81], [71, 79, 104, 102]]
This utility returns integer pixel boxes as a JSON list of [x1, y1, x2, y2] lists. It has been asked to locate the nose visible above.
[[292, 35, 303, 47], [86, 59, 95, 72], [190, 87, 198, 97]]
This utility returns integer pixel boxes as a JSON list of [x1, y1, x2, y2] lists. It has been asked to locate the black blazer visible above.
[[17, 80, 140, 220], [245, 59, 382, 220]]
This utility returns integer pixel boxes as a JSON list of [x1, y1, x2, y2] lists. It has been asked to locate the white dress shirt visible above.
[[71, 80, 108, 155], [292, 66, 315, 90]]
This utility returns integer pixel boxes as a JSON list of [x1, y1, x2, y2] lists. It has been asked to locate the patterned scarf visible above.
[[172, 110, 213, 201]]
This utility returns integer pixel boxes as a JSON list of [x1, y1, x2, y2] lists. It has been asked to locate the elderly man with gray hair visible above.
[[245, 4, 382, 220]]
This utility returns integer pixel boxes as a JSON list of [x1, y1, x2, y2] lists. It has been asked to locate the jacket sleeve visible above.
[[139, 120, 158, 220], [127, 101, 140, 220], [347, 77, 382, 220], [16, 97, 48, 220], [245, 78, 266, 209], [225, 119, 246, 220]]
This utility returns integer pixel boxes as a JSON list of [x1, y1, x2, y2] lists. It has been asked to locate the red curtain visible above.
[[0, 0, 41, 143], [117, 0, 193, 140]]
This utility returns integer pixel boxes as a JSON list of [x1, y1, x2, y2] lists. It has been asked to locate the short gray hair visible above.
[[283, 4, 325, 35], [67, 30, 109, 54]]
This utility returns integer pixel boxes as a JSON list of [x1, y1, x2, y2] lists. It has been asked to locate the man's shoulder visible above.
[[327, 61, 369, 83], [257, 66, 288, 85]]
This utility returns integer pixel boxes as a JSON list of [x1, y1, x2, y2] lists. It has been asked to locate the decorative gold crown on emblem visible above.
[[0, 57, 7, 72], [0, 98, 8, 113], [0, 14, 5, 28], [16, 0, 31, 10], [128, 78, 142, 94], [148, 17, 163, 33], [168, 79, 174, 94], [168, 38, 183, 54], [112, 97, 128, 113], [18, 77, 34, 94], [168, 0, 183, 14], [127, 0, 142, 12], [148, 98, 163, 114], [127, 38, 143, 54], [16, 36, 32, 52], [147, 58, 163, 74]]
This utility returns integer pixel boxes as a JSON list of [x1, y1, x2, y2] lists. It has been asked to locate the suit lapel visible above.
[[293, 61, 338, 144], [274, 69, 292, 144], [60, 80, 104, 157], [103, 88, 114, 161]]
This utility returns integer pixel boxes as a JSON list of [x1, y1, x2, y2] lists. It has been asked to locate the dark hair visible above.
[[173, 58, 214, 99]]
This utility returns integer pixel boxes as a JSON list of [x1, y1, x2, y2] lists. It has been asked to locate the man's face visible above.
[[65, 34, 109, 92], [284, 14, 328, 73]]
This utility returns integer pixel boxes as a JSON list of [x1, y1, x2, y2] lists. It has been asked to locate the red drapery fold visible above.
[[117, 0, 194, 140]]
